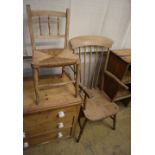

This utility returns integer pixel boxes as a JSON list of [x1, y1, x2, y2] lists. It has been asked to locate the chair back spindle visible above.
[[38, 16, 42, 36], [70, 36, 113, 89], [26, 5, 70, 54], [47, 16, 51, 35]]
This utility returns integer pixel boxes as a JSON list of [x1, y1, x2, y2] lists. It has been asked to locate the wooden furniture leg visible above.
[[32, 67, 40, 104], [75, 64, 79, 97], [77, 117, 87, 142], [71, 105, 81, 138], [112, 114, 116, 130]]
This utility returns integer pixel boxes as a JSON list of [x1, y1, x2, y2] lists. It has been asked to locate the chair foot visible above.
[[76, 118, 87, 142]]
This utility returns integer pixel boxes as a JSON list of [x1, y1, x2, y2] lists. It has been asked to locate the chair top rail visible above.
[[70, 35, 113, 49], [31, 10, 66, 17], [26, 5, 67, 17]]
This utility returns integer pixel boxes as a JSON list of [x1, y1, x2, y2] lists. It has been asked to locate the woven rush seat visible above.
[[26, 5, 80, 104], [32, 48, 79, 67]]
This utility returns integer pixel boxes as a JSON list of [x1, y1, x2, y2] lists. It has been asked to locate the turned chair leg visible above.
[[77, 117, 87, 142], [112, 114, 116, 130], [32, 67, 40, 104]]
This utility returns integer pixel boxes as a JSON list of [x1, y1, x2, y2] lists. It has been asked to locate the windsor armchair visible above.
[[26, 5, 79, 104], [70, 36, 119, 142]]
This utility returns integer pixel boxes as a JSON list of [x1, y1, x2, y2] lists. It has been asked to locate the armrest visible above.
[[104, 70, 129, 90], [79, 84, 94, 98]]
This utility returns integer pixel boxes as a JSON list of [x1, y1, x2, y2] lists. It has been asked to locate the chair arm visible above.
[[79, 84, 94, 98], [104, 70, 129, 90]]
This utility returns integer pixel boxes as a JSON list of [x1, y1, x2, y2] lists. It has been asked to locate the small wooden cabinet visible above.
[[23, 74, 81, 148], [104, 49, 131, 102]]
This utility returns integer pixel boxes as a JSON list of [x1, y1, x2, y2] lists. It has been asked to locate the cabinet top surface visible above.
[[112, 49, 131, 64], [23, 74, 81, 115]]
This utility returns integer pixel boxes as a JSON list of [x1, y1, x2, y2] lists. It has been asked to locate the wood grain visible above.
[[23, 74, 81, 114], [70, 35, 113, 49]]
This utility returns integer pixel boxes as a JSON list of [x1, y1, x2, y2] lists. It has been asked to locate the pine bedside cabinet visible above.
[[23, 74, 81, 148]]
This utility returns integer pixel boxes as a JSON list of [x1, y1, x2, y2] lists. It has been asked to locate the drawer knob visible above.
[[57, 132, 63, 138], [23, 142, 29, 148], [58, 111, 65, 118], [57, 122, 64, 129]]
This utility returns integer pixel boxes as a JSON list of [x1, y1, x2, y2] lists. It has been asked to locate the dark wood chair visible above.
[[70, 36, 119, 142], [26, 5, 79, 104]]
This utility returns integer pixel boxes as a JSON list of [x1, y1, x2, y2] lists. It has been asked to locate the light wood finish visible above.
[[32, 67, 39, 104], [23, 74, 81, 147], [84, 47, 86, 85], [38, 80, 75, 90], [31, 10, 66, 17], [88, 46, 92, 87], [75, 64, 80, 97], [79, 84, 94, 98], [26, 4, 70, 51], [91, 47, 98, 88], [104, 48, 110, 71], [70, 36, 119, 142], [70, 35, 113, 49], [38, 16, 42, 35], [112, 49, 131, 64], [95, 52, 103, 88], [26, 5, 36, 51], [78, 48, 82, 82], [57, 17, 60, 35], [36, 35, 65, 40], [70, 36, 113, 88], [24, 128, 71, 146], [65, 9, 70, 48], [84, 90, 118, 121], [32, 48, 79, 67], [24, 74, 81, 114], [48, 16, 51, 35], [26, 5, 79, 104], [104, 49, 131, 103]]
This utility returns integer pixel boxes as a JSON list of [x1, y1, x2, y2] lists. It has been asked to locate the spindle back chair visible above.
[[26, 5, 79, 104], [26, 5, 70, 51], [70, 36, 119, 142]]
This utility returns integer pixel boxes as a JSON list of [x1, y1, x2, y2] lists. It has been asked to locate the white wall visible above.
[[23, 0, 131, 76]]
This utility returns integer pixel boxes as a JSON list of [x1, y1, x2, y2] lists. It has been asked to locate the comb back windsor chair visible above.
[[70, 36, 119, 142], [26, 5, 79, 104]]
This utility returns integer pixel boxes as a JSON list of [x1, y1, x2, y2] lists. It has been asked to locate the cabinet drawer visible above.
[[24, 128, 71, 148], [24, 116, 73, 138], [24, 106, 76, 138]]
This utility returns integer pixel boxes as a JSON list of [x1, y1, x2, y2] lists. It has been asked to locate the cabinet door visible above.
[[107, 52, 128, 80]]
